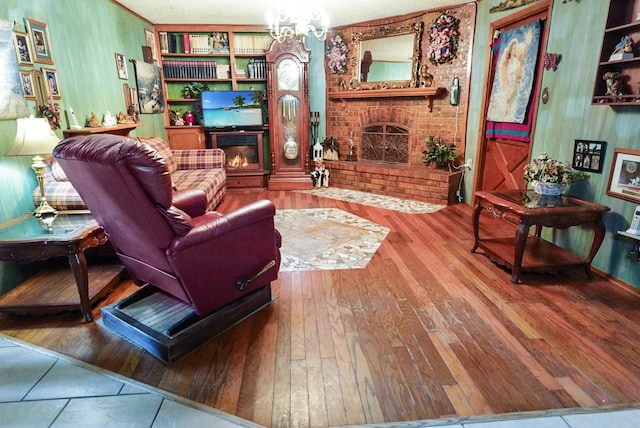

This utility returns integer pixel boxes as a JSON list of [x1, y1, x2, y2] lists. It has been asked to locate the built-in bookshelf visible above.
[[592, 0, 640, 106], [155, 25, 273, 151]]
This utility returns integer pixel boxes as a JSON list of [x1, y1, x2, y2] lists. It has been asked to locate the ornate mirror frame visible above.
[[348, 21, 423, 90]]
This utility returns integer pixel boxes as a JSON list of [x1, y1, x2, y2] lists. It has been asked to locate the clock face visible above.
[[277, 58, 299, 91]]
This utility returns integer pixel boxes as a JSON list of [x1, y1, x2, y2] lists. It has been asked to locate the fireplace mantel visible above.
[[328, 87, 444, 111]]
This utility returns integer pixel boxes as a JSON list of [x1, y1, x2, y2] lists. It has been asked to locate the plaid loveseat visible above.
[[33, 136, 227, 211]]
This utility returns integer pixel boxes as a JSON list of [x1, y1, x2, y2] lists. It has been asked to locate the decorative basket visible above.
[[532, 180, 566, 196]]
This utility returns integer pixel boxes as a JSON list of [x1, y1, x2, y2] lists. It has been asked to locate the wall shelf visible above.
[[328, 87, 444, 111]]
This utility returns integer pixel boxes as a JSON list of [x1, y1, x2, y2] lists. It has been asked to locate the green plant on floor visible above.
[[422, 136, 459, 170]]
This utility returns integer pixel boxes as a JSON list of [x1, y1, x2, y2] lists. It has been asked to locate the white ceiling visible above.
[[114, 0, 472, 27]]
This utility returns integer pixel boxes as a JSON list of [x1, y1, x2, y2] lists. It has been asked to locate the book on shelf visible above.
[[247, 58, 266, 79], [216, 64, 230, 79], [162, 60, 217, 79], [158, 31, 230, 54], [233, 34, 272, 54]]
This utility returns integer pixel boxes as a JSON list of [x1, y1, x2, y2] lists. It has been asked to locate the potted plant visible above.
[[523, 152, 589, 195], [422, 136, 459, 171], [182, 82, 209, 99], [322, 136, 340, 160]]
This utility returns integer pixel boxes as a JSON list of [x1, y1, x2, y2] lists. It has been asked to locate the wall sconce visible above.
[[4, 115, 60, 219]]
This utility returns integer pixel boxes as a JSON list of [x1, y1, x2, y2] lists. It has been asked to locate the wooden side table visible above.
[[471, 190, 610, 283], [0, 211, 123, 322]]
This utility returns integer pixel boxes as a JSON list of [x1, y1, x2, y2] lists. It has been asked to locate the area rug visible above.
[[274, 208, 389, 272], [296, 187, 444, 214]]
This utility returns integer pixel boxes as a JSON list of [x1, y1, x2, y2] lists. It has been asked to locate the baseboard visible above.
[[101, 284, 272, 364]]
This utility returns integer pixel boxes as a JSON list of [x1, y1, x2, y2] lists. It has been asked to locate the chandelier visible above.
[[267, 2, 329, 43]]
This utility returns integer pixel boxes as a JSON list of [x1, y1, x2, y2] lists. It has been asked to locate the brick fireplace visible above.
[[323, 3, 475, 205], [323, 106, 463, 205]]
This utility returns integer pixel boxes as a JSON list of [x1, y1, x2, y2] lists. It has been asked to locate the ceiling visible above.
[[114, 0, 472, 27]]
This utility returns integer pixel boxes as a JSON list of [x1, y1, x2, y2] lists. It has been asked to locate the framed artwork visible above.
[[19, 71, 35, 99], [132, 60, 164, 114], [144, 28, 156, 61], [12, 31, 34, 65], [607, 148, 640, 204], [42, 68, 61, 99], [573, 140, 606, 173], [115, 53, 128, 79], [25, 18, 54, 64]]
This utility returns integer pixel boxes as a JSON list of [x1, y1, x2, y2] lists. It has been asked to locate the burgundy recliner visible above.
[[53, 134, 281, 317]]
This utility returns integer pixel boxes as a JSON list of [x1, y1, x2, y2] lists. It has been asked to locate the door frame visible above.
[[473, 0, 553, 192]]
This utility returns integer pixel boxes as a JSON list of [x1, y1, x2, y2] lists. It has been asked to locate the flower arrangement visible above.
[[326, 34, 348, 74], [428, 13, 460, 65], [422, 136, 459, 170], [523, 152, 589, 185]]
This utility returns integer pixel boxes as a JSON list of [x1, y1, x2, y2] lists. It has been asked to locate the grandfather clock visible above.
[[266, 37, 312, 190]]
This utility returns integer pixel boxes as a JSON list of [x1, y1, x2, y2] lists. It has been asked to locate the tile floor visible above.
[[2, 333, 639, 427], [0, 334, 259, 428]]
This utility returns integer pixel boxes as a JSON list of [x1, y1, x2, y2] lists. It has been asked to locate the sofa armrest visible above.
[[172, 148, 226, 170]]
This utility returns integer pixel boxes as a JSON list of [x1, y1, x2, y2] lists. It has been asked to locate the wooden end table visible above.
[[471, 190, 610, 283], [0, 211, 123, 322]]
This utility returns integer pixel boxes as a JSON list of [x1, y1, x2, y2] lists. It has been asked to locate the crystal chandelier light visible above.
[[267, 2, 329, 43]]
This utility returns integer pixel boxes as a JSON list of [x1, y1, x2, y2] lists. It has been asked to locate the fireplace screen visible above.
[[361, 124, 410, 164]]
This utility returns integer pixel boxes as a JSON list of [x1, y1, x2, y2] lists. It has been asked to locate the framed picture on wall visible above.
[[144, 28, 157, 61], [115, 53, 128, 79], [41, 68, 61, 99], [573, 140, 606, 173], [607, 148, 640, 204], [19, 71, 35, 100], [25, 18, 54, 64], [12, 31, 34, 66]]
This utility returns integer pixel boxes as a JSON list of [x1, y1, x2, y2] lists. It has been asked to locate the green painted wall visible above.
[[1, 0, 637, 292], [465, 0, 640, 287], [0, 0, 164, 292]]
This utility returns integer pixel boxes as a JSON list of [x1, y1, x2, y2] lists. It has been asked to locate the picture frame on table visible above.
[[19, 71, 36, 100], [41, 68, 61, 99], [25, 18, 54, 64], [144, 28, 157, 61], [12, 31, 34, 66], [607, 148, 640, 204], [572, 140, 606, 173]]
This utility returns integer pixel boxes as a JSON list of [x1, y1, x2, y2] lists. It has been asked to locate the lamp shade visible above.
[[5, 115, 60, 156]]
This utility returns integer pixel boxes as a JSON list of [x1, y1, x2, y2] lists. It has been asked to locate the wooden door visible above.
[[475, 1, 551, 192]]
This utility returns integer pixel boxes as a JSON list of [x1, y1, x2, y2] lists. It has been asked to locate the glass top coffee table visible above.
[[471, 190, 610, 283], [0, 211, 123, 322]]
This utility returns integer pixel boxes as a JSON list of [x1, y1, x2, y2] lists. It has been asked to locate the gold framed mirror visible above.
[[348, 21, 423, 90]]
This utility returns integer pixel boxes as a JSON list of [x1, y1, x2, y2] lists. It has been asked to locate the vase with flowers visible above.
[[523, 152, 589, 195]]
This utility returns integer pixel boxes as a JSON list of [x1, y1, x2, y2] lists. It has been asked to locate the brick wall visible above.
[[322, 3, 476, 203]]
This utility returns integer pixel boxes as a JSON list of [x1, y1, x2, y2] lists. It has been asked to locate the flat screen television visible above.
[[201, 90, 265, 129]]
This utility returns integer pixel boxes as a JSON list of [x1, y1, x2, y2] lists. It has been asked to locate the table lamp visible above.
[[5, 115, 60, 219]]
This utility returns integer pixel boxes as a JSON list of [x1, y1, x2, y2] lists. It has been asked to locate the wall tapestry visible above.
[[486, 20, 540, 124], [132, 59, 164, 114], [0, 19, 28, 119]]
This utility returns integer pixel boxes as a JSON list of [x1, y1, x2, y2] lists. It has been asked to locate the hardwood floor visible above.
[[2, 189, 640, 427]]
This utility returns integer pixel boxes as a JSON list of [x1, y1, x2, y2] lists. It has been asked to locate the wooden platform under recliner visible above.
[[101, 284, 272, 364]]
